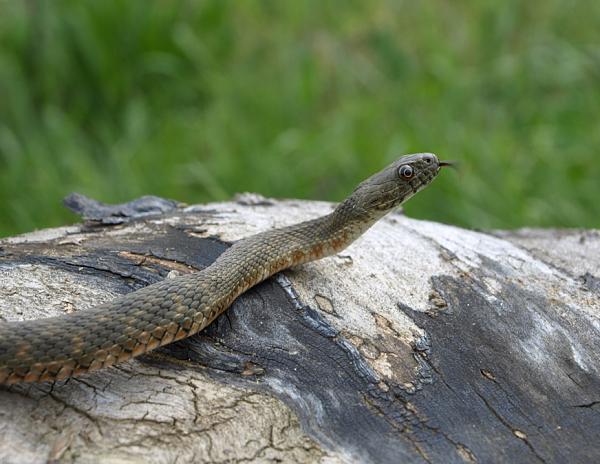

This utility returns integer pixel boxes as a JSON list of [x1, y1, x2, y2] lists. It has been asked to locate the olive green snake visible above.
[[0, 153, 447, 384]]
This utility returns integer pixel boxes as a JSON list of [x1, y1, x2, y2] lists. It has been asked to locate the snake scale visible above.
[[0, 153, 447, 384]]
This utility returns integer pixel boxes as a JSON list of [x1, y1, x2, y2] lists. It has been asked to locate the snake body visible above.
[[0, 153, 444, 384]]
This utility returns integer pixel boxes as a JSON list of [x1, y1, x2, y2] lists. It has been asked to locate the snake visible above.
[[0, 153, 448, 384]]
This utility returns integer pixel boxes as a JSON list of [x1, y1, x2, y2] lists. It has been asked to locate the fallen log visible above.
[[0, 194, 598, 463]]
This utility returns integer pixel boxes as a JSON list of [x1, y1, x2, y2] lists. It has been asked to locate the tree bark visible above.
[[0, 194, 598, 464]]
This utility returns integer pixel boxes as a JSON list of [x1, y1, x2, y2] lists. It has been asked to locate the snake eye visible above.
[[399, 165, 414, 179]]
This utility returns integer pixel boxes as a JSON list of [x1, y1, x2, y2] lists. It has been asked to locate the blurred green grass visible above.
[[0, 0, 599, 237]]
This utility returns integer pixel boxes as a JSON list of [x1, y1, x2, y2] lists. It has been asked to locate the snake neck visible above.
[[327, 195, 387, 242], [210, 197, 385, 291], [196, 195, 389, 322], [286, 195, 387, 263]]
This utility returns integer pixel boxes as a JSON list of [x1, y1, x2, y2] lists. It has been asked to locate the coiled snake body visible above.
[[0, 153, 446, 384]]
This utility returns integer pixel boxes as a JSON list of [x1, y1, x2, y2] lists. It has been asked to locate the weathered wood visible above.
[[0, 194, 598, 464]]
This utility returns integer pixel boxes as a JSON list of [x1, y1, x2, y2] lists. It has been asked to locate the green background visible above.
[[1, 0, 599, 237]]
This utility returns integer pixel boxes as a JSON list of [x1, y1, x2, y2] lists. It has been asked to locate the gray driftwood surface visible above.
[[0, 194, 599, 464]]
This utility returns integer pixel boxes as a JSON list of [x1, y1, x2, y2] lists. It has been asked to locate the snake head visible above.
[[348, 153, 444, 215]]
